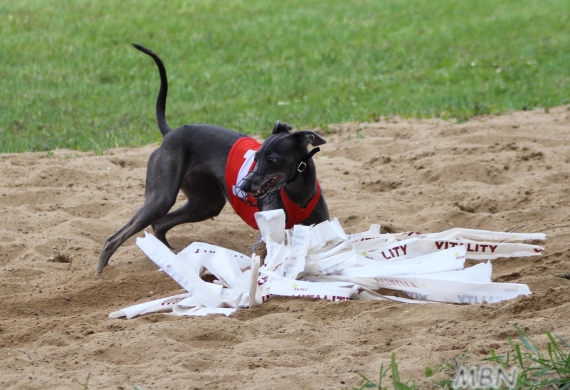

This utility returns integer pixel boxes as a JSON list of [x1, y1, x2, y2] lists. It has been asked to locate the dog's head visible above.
[[237, 121, 326, 205]]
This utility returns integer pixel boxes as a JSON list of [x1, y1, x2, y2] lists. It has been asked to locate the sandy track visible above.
[[1, 106, 569, 389]]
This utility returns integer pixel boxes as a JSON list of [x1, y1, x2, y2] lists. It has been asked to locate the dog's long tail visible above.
[[132, 43, 172, 137]]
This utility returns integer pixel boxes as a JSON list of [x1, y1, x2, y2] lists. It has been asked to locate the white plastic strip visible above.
[[372, 275, 530, 304], [110, 210, 543, 319], [201, 249, 243, 288], [341, 247, 467, 277], [255, 209, 286, 244], [365, 238, 543, 261], [136, 233, 224, 308], [268, 275, 356, 301], [109, 293, 191, 319], [282, 225, 311, 279], [172, 307, 237, 317], [249, 255, 261, 308], [178, 242, 251, 271], [426, 228, 546, 242]]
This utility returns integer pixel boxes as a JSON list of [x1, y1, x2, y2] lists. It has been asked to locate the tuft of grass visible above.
[[424, 349, 471, 389], [352, 353, 416, 390], [484, 325, 570, 389], [424, 326, 570, 389], [82, 375, 90, 390], [1, 0, 570, 153]]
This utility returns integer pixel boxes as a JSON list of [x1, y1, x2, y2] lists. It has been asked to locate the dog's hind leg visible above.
[[97, 150, 184, 273], [151, 171, 227, 248], [97, 184, 181, 273], [98, 194, 176, 273]]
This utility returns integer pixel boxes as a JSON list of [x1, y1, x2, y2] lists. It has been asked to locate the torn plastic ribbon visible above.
[[364, 238, 544, 261], [109, 293, 191, 319], [109, 210, 544, 319]]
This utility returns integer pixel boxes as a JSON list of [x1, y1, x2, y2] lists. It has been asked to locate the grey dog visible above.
[[97, 44, 329, 274]]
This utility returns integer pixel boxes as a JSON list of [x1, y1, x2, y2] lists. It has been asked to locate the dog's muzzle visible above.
[[236, 173, 285, 207], [235, 146, 320, 207]]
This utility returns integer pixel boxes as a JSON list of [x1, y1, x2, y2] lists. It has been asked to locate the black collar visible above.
[[286, 147, 321, 184]]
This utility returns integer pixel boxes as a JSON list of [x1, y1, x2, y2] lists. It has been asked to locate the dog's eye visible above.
[[266, 156, 276, 164]]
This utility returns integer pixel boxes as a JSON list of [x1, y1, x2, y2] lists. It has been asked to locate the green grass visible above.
[[351, 326, 569, 389], [1, 0, 569, 152], [352, 353, 416, 390], [485, 326, 570, 389], [422, 326, 570, 389]]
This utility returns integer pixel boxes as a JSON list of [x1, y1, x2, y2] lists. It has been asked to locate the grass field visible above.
[[1, 0, 569, 153]]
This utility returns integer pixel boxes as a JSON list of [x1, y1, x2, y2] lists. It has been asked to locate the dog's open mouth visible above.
[[236, 173, 284, 207], [251, 175, 283, 199]]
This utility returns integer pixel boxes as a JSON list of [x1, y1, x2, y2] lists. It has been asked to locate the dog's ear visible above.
[[292, 131, 327, 147], [272, 120, 292, 134]]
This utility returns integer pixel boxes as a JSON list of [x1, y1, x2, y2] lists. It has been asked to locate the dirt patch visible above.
[[1, 106, 569, 389]]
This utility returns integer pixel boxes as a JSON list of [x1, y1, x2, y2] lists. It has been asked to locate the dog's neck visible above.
[[282, 160, 317, 208]]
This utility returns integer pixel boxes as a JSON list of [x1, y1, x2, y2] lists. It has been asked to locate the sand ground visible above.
[[1, 106, 569, 389]]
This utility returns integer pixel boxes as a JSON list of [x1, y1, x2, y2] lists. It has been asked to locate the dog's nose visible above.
[[237, 181, 250, 193], [237, 173, 255, 193]]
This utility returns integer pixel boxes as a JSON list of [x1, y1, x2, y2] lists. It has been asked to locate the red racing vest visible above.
[[225, 137, 321, 229]]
